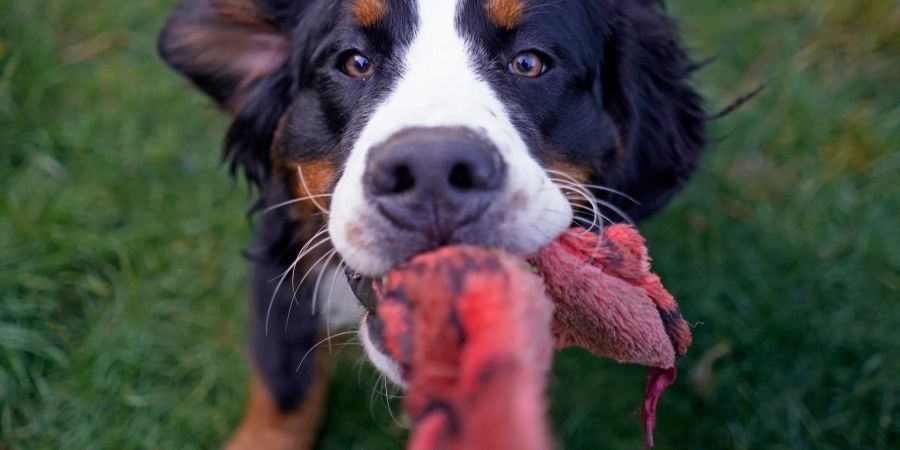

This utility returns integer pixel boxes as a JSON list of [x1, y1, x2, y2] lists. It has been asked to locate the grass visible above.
[[1, 0, 898, 448]]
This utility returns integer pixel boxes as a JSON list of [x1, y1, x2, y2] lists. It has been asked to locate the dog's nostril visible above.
[[448, 163, 475, 190], [392, 165, 415, 194], [364, 127, 507, 234]]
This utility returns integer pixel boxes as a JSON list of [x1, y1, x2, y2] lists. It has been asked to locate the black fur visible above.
[[158, 0, 706, 415], [225, 66, 294, 185], [248, 203, 319, 411], [605, 1, 705, 220]]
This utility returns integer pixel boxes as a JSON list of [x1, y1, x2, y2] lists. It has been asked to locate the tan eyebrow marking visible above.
[[350, 0, 388, 27], [486, 0, 526, 29]]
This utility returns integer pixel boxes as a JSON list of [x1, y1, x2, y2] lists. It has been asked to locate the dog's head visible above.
[[160, 0, 704, 383]]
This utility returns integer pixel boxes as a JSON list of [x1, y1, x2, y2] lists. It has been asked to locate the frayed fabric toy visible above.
[[530, 226, 692, 448], [375, 225, 692, 449]]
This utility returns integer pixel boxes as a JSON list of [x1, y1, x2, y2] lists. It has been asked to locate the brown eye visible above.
[[509, 52, 547, 77], [342, 52, 375, 78]]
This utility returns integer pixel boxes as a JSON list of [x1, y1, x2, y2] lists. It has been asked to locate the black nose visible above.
[[364, 127, 506, 242]]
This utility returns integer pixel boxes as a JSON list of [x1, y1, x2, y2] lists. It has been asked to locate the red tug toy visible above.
[[375, 225, 693, 449]]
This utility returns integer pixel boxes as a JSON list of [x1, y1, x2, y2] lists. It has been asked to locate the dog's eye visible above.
[[509, 52, 547, 78], [342, 52, 375, 78]]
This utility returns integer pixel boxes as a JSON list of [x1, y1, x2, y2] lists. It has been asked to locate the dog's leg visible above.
[[227, 356, 329, 450], [227, 234, 332, 450]]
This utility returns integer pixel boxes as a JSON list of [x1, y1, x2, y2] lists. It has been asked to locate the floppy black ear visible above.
[[157, 0, 291, 113], [602, 2, 706, 221]]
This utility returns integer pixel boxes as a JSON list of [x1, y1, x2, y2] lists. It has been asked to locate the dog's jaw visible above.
[[360, 313, 406, 388]]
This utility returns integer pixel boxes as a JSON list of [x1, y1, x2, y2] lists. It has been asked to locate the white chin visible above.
[[359, 314, 406, 389]]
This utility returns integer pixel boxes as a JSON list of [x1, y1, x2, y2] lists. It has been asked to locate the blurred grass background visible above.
[[1, 0, 898, 448]]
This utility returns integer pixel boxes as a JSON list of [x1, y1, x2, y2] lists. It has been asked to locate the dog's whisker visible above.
[[557, 184, 603, 233], [266, 226, 328, 284], [550, 175, 592, 197], [289, 226, 331, 288], [570, 202, 613, 228], [263, 194, 334, 215], [595, 198, 635, 225], [290, 235, 333, 281], [324, 260, 347, 353], [324, 342, 360, 364], [282, 237, 333, 328], [292, 229, 331, 264], [544, 169, 585, 187], [553, 179, 608, 256], [369, 373, 382, 417], [283, 231, 332, 330], [552, 176, 620, 227], [265, 266, 295, 337], [572, 210, 602, 232], [572, 212, 602, 232], [295, 330, 358, 372], [310, 250, 340, 315], [283, 247, 337, 332], [356, 352, 369, 386], [545, 169, 639, 205], [567, 215, 608, 260], [265, 227, 330, 337], [555, 181, 593, 202], [381, 376, 406, 428], [579, 184, 640, 205], [573, 215, 600, 230], [297, 165, 331, 216], [292, 247, 337, 308]]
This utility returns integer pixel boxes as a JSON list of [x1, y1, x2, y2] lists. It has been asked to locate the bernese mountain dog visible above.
[[158, 0, 705, 447]]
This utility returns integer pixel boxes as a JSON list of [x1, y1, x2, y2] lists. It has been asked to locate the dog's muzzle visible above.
[[363, 126, 506, 246]]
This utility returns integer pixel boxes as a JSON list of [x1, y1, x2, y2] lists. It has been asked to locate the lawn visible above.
[[1, 0, 898, 449]]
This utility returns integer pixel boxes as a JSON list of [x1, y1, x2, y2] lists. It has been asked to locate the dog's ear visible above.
[[157, 0, 290, 113], [601, 3, 706, 221]]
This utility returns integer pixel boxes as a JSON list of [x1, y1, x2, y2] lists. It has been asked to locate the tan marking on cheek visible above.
[[350, 0, 388, 27], [270, 107, 338, 224], [486, 0, 526, 29], [288, 159, 336, 214], [545, 159, 594, 209], [546, 159, 592, 185]]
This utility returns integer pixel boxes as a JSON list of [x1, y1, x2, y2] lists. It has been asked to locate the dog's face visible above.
[[160, 0, 704, 384], [330, 0, 579, 277]]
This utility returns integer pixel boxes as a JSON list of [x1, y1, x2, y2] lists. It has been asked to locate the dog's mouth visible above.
[[344, 266, 378, 315], [348, 266, 404, 385]]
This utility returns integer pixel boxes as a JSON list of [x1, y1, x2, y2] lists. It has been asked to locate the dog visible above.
[[158, 0, 705, 447]]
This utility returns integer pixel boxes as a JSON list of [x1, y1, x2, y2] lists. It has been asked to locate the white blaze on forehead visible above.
[[329, 0, 572, 276], [353, 0, 504, 139]]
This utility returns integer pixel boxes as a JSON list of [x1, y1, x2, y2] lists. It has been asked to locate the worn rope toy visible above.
[[375, 225, 692, 449]]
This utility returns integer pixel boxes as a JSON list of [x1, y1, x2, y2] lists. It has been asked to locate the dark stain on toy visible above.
[[657, 306, 686, 356]]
